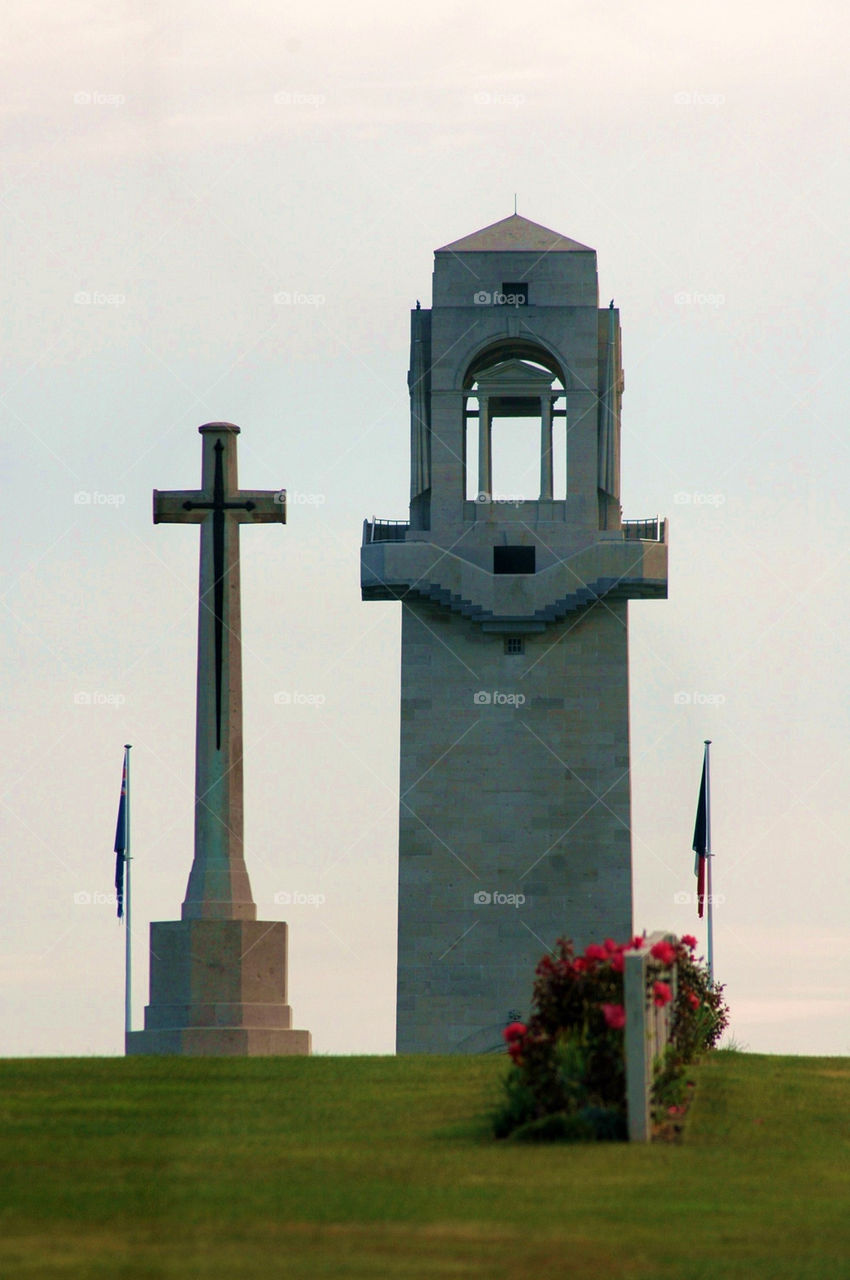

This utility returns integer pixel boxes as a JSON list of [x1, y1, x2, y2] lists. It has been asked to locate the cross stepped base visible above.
[[125, 918, 311, 1057]]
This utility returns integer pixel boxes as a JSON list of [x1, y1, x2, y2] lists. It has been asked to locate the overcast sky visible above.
[[1, 0, 848, 1057]]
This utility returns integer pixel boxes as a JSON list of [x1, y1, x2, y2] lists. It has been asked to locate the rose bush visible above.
[[493, 933, 728, 1142]]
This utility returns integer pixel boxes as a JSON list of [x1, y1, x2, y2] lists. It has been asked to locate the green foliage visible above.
[[651, 1043, 692, 1113], [507, 1105, 627, 1143], [493, 934, 730, 1142], [652, 940, 729, 1125], [491, 1065, 537, 1138], [672, 944, 729, 1056]]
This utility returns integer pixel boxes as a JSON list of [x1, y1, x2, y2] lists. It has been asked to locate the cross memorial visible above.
[[153, 422, 283, 920], [126, 423, 311, 1056]]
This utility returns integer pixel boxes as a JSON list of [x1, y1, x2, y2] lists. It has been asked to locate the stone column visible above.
[[539, 394, 553, 500], [478, 395, 491, 500]]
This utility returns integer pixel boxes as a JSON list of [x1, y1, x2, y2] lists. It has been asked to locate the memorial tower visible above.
[[361, 215, 668, 1053]]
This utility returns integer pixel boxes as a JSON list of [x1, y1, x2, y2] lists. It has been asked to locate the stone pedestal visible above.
[[126, 919, 311, 1057]]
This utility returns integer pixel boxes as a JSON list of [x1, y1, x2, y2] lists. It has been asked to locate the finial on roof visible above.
[[416, 299, 421, 309]]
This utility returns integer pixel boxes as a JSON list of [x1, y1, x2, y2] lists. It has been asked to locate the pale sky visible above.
[[1, 0, 848, 1056]]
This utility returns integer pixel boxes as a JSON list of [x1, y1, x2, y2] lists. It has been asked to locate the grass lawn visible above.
[[0, 1051, 847, 1279]]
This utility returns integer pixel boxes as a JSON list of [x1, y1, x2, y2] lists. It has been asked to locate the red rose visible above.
[[650, 940, 676, 966], [686, 991, 700, 1010], [601, 1003, 626, 1029], [610, 952, 625, 973], [603, 938, 619, 954], [573, 957, 589, 972], [630, 935, 645, 950], [681, 934, 698, 949], [503, 1021, 526, 1042], [507, 1041, 523, 1062], [653, 981, 673, 1007], [585, 943, 606, 961]]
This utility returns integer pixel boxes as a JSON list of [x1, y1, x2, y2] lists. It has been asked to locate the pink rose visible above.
[[503, 1021, 526, 1043], [602, 1003, 626, 1030], [681, 934, 698, 949], [585, 943, 606, 961], [650, 941, 676, 967], [653, 981, 673, 1007]]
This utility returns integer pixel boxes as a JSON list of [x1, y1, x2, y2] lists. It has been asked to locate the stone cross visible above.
[[154, 422, 285, 922]]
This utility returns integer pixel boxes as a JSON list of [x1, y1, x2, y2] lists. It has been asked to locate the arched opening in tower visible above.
[[463, 358, 566, 503]]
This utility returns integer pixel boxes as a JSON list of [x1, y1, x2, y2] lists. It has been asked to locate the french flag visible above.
[[114, 751, 128, 919], [692, 751, 708, 919]]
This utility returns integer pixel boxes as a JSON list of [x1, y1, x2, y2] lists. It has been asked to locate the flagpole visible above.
[[704, 739, 714, 985], [124, 744, 132, 1039]]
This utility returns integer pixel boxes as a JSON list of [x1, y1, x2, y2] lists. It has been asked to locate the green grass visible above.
[[0, 1051, 847, 1278]]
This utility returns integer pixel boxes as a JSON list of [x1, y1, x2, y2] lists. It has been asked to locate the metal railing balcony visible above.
[[363, 517, 410, 544], [623, 517, 666, 542], [364, 515, 666, 544]]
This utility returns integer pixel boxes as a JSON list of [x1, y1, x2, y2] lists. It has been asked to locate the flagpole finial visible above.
[[704, 739, 712, 745], [124, 743, 132, 750]]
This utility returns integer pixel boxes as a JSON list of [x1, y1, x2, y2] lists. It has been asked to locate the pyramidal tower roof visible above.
[[436, 214, 593, 254]]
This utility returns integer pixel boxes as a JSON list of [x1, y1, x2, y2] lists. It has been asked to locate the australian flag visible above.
[[114, 751, 128, 920], [692, 752, 708, 919]]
